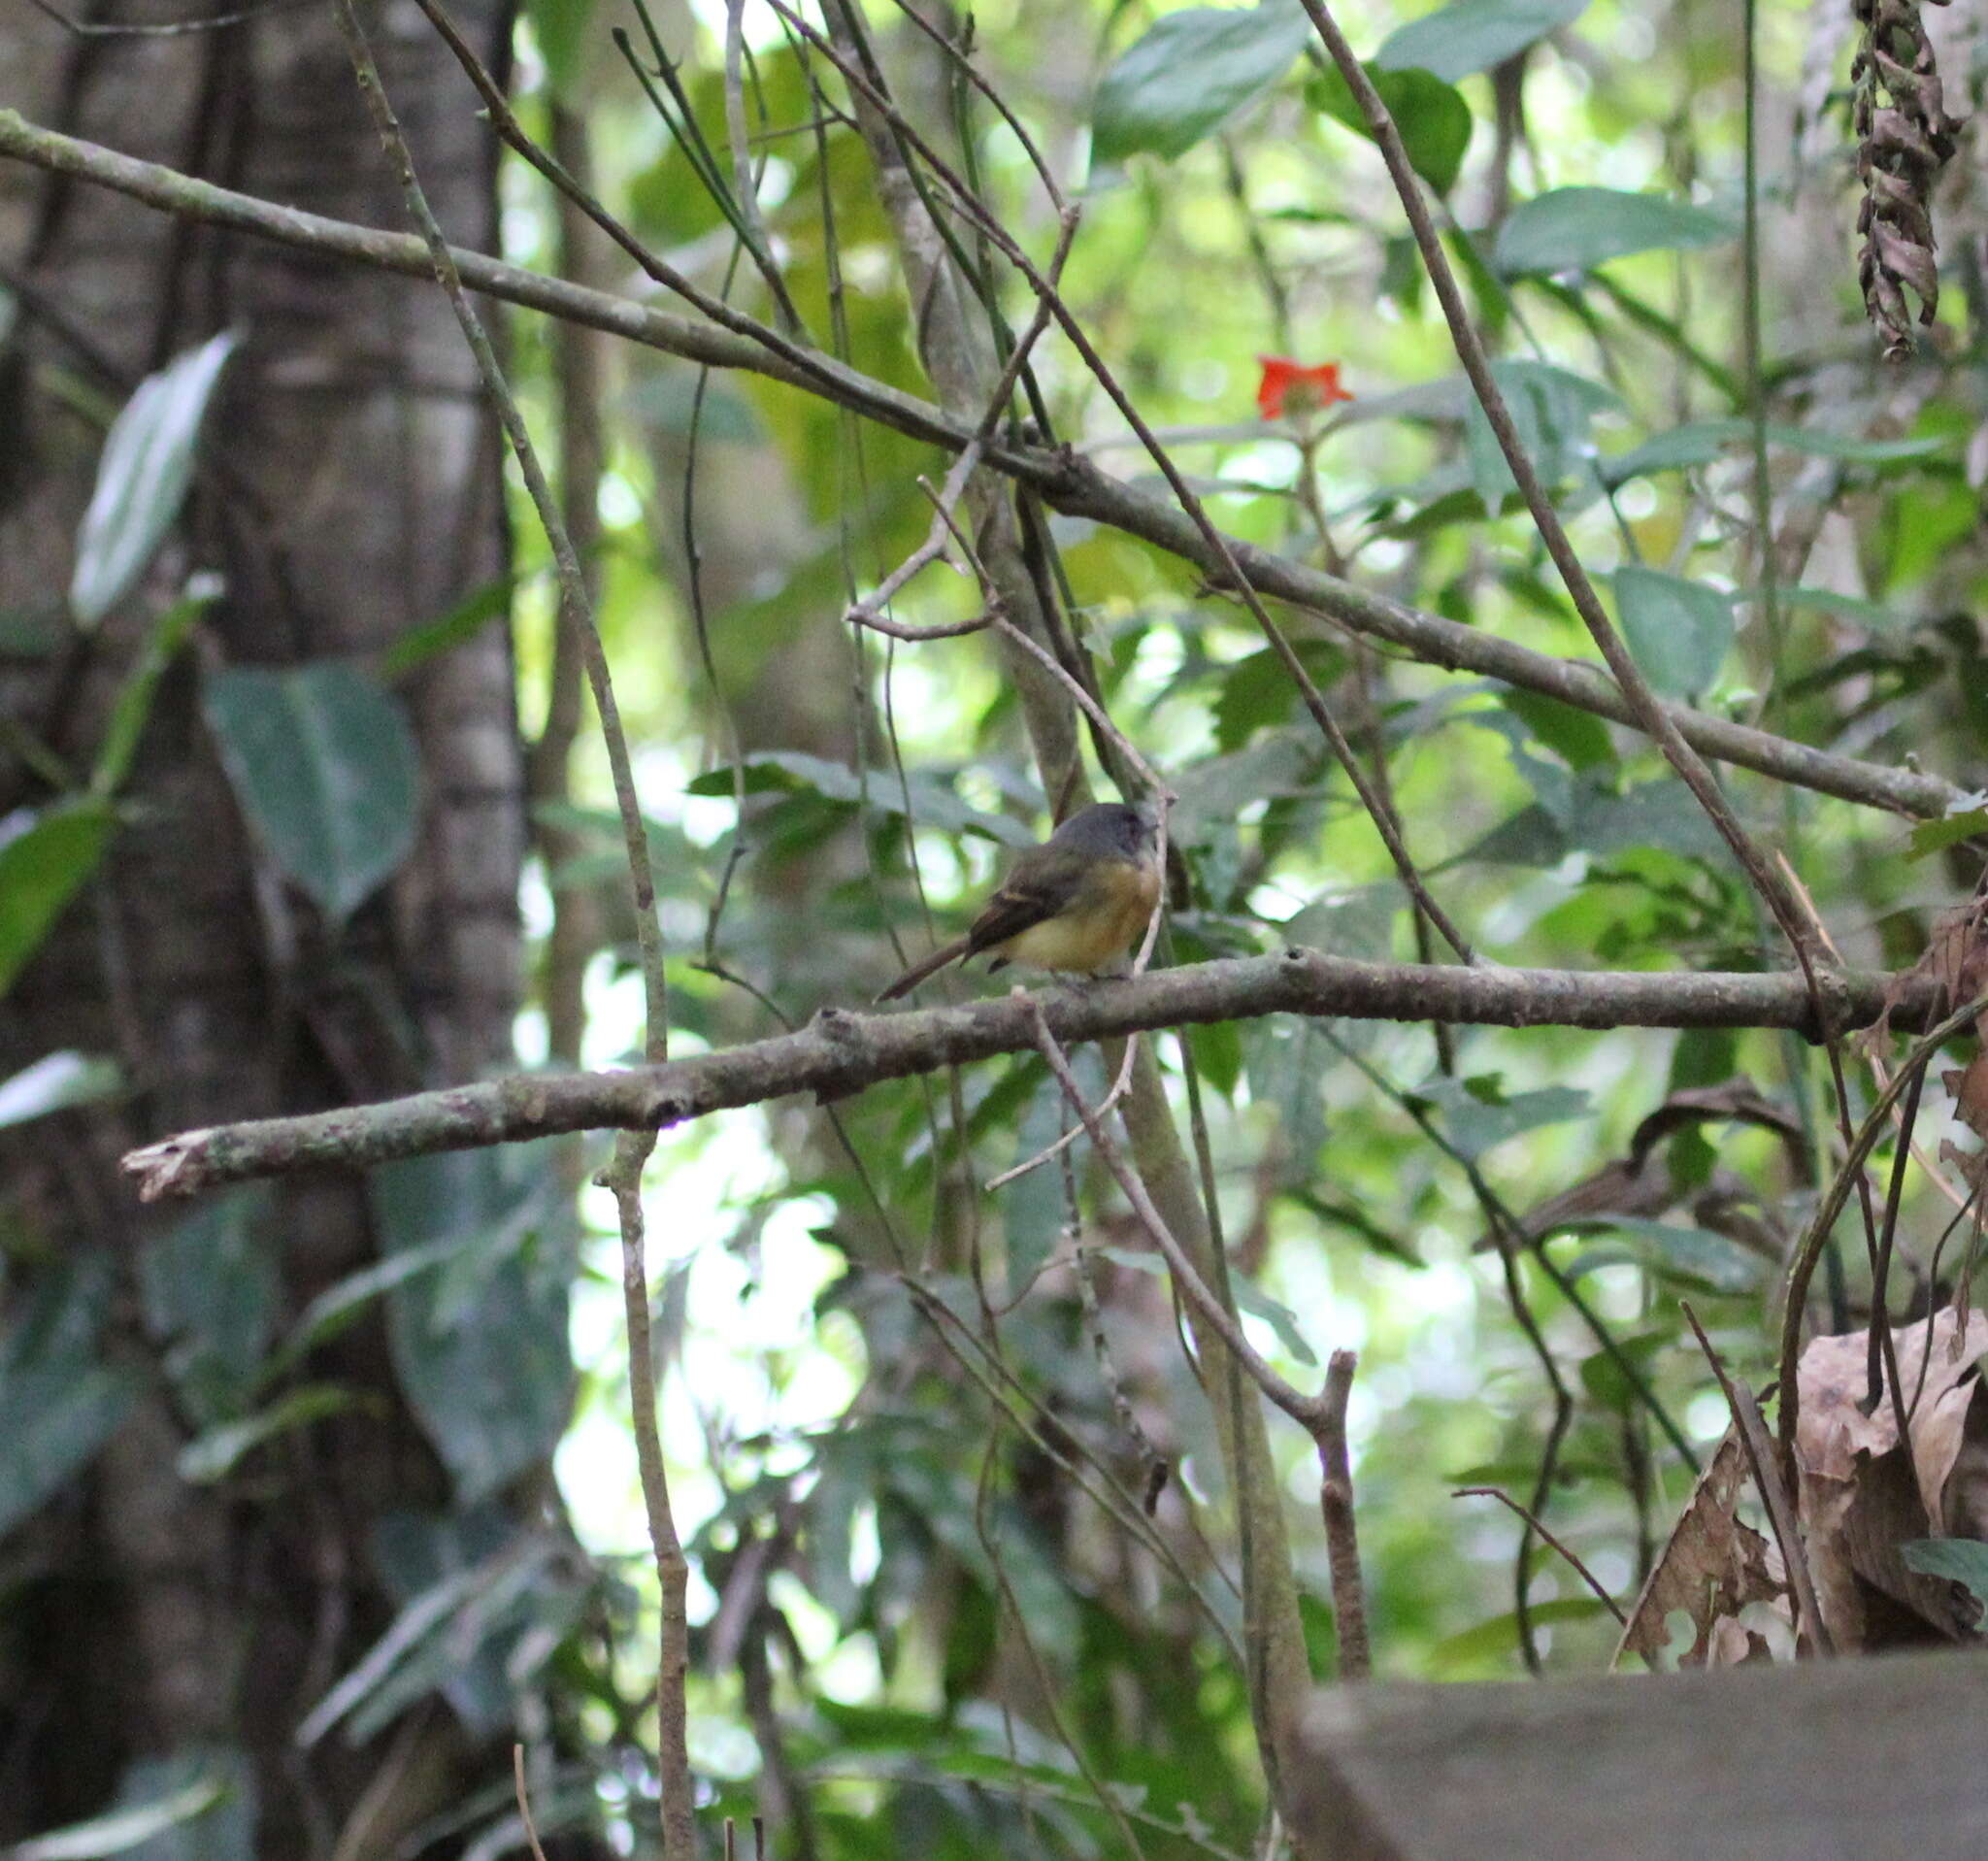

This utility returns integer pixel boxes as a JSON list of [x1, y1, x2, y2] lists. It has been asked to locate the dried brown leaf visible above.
[[1614, 1431, 1783, 1668], [1795, 1308, 1985, 1646]]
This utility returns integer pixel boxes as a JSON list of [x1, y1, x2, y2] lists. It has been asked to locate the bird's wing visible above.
[[963, 868, 1072, 952]]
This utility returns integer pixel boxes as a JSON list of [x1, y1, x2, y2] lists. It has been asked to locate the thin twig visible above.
[[327, 10, 688, 1853], [513, 1745, 551, 1861], [1453, 1487, 1628, 1627], [1679, 1302, 1834, 1657], [1775, 993, 1988, 1489], [1319, 1350, 1372, 1679]]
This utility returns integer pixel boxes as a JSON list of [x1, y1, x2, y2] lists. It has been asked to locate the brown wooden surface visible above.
[[1292, 1649, 1988, 1860]]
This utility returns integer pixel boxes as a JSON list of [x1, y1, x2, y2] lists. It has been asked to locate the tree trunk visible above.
[[0, 7, 538, 1852]]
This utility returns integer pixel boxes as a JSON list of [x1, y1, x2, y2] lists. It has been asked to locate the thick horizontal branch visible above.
[[0, 109, 1961, 825], [123, 951, 1939, 1198]]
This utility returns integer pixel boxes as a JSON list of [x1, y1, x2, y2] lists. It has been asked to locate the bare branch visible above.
[[121, 955, 1942, 1199]]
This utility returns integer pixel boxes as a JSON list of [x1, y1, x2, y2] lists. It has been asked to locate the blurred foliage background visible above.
[[3, 0, 1987, 1854]]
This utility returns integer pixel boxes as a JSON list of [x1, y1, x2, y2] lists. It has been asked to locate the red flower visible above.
[[1255, 355, 1354, 421]]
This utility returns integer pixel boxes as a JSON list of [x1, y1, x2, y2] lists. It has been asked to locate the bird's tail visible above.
[[876, 935, 974, 1003]]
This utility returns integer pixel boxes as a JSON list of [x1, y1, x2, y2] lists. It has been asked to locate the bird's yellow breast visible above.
[[995, 857, 1160, 976]]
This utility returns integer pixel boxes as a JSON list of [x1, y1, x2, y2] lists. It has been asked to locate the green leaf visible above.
[[92, 575, 221, 797], [1375, 0, 1588, 83], [524, 0, 598, 103], [0, 799, 116, 1001], [379, 576, 513, 681], [1775, 585, 1900, 631], [1603, 418, 1747, 484], [365, 1509, 571, 1741], [1901, 1538, 1988, 1610], [70, 332, 237, 628], [1498, 690, 1615, 771], [178, 1384, 357, 1484], [203, 662, 421, 924], [1412, 1075, 1591, 1161], [1564, 1218, 1767, 1295], [1429, 1595, 1614, 1671], [1212, 642, 1346, 751], [1612, 566, 1735, 699], [1309, 64, 1474, 195], [1098, 1246, 1317, 1365], [110, 1750, 253, 1861], [1576, 1327, 1672, 1413], [0, 1050, 121, 1131], [1463, 359, 1618, 507], [1604, 418, 1952, 487], [371, 1145, 573, 1504], [0, 1254, 138, 1539], [1092, 2, 1310, 165], [1231, 1273, 1318, 1367], [138, 1190, 279, 1429], [686, 750, 1034, 846], [1494, 186, 1735, 277], [4, 1779, 229, 1861], [1906, 805, 1988, 860]]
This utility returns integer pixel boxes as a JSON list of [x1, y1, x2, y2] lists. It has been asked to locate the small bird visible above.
[[877, 802, 1161, 1003]]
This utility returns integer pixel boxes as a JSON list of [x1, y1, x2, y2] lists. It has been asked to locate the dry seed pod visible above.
[[1851, 0, 1965, 358]]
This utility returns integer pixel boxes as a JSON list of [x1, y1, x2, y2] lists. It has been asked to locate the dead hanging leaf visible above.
[[1863, 881, 1988, 1054], [1480, 1079, 1805, 1255], [1614, 1430, 1784, 1669], [1795, 1307, 1987, 1648], [1851, 0, 1965, 358], [1704, 1613, 1775, 1667]]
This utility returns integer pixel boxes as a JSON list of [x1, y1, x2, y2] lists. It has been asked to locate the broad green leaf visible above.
[[1429, 1595, 1613, 1671], [1462, 359, 1617, 507], [1469, 771, 1736, 868], [0, 1254, 137, 1539], [365, 1509, 570, 1740], [70, 332, 237, 628], [1605, 417, 1952, 486], [1576, 1327, 1673, 1412], [1100, 1246, 1318, 1366], [1902, 1538, 1988, 1610], [92, 574, 221, 797], [1375, 0, 1588, 83], [4, 1779, 228, 1861], [1002, 1079, 1071, 1293], [379, 576, 513, 680], [1499, 690, 1615, 771], [1603, 418, 1747, 484], [1564, 1218, 1767, 1295], [371, 1145, 573, 1503], [0, 798, 116, 1000], [524, 0, 598, 103], [0, 1050, 120, 1131], [178, 1385, 357, 1484], [687, 750, 1033, 846], [1092, 2, 1310, 165], [1211, 642, 1346, 750], [1776, 585, 1900, 631], [1612, 566, 1735, 699], [1411, 1074, 1591, 1161], [138, 1189, 279, 1428], [268, 1227, 484, 1378], [1309, 64, 1474, 196], [295, 1554, 502, 1747], [1494, 186, 1735, 277], [203, 661, 421, 924], [112, 1750, 253, 1861], [1906, 806, 1988, 860]]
